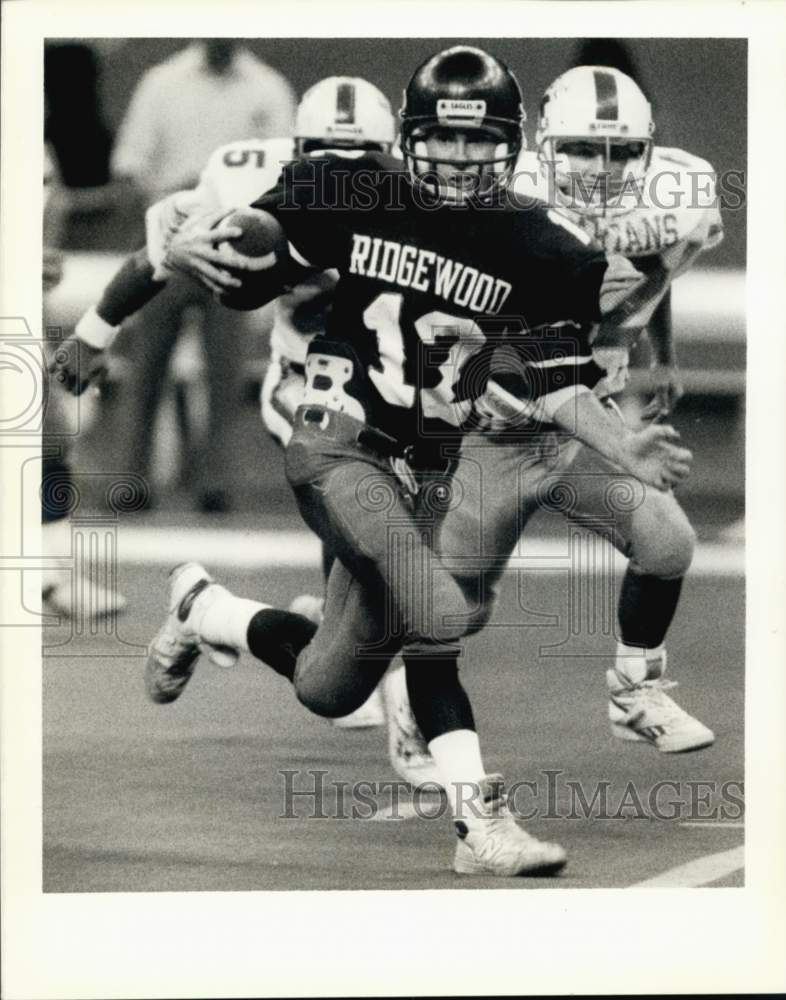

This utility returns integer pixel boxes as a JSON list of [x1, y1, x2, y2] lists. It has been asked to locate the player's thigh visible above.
[[294, 558, 395, 717], [438, 432, 559, 620], [562, 444, 696, 578], [288, 445, 472, 642], [439, 433, 525, 566]]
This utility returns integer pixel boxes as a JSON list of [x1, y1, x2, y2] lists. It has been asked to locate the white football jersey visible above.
[[512, 146, 724, 331], [145, 136, 337, 365]]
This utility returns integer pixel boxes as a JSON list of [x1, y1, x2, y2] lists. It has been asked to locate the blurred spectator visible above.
[[45, 44, 114, 190], [43, 143, 126, 619], [112, 39, 296, 203], [107, 40, 296, 512], [45, 44, 131, 250]]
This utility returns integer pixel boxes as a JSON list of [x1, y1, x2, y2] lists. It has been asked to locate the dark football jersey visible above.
[[253, 152, 608, 446]]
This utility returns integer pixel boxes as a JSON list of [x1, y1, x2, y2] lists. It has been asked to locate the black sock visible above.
[[618, 567, 684, 649], [246, 608, 317, 681], [403, 651, 475, 743]]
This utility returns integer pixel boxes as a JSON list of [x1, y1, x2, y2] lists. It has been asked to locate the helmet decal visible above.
[[335, 81, 356, 124], [593, 70, 619, 122]]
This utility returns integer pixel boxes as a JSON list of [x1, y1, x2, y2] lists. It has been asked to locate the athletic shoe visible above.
[[42, 579, 127, 619], [145, 563, 237, 705], [453, 774, 567, 877], [383, 664, 444, 788], [607, 650, 715, 753]]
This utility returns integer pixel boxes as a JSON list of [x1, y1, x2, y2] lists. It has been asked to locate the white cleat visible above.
[[145, 563, 237, 705], [453, 774, 567, 877], [43, 579, 127, 619], [607, 650, 715, 753], [383, 664, 444, 788], [331, 687, 385, 729]]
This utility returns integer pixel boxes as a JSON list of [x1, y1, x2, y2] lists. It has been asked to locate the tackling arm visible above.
[[551, 387, 692, 491], [49, 247, 166, 395]]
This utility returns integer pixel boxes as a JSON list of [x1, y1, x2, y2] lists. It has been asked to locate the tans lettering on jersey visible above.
[[580, 212, 681, 256], [348, 234, 512, 315]]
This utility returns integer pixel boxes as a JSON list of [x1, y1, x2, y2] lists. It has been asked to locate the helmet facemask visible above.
[[539, 135, 653, 214], [401, 118, 523, 204]]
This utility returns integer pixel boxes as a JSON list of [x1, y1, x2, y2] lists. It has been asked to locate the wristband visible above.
[[74, 306, 119, 350]]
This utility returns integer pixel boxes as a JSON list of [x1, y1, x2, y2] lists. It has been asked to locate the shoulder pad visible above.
[[204, 137, 295, 174]]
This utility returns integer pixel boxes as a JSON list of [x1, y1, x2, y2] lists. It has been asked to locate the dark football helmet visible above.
[[399, 46, 525, 200]]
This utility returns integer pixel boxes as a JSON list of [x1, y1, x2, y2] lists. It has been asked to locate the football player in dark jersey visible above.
[[144, 46, 690, 877]]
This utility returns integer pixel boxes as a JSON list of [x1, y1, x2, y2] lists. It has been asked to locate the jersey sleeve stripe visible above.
[[287, 240, 314, 268]]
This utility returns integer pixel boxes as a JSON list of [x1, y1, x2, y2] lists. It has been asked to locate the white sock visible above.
[[427, 729, 487, 828], [194, 587, 269, 653], [614, 641, 666, 684]]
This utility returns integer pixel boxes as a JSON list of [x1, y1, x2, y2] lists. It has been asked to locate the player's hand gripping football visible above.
[[641, 363, 685, 421], [620, 422, 693, 491], [164, 207, 276, 296], [47, 337, 108, 396]]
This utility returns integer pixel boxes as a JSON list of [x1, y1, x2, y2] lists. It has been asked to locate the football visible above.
[[216, 209, 291, 311]]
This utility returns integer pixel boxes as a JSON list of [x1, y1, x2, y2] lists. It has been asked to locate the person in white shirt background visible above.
[[108, 40, 297, 511]]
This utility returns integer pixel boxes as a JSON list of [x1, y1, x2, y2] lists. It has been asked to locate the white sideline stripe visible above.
[[679, 822, 745, 830], [113, 528, 745, 576], [628, 846, 744, 888], [368, 800, 444, 822]]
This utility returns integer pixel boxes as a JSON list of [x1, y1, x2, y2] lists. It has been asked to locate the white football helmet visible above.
[[535, 65, 654, 210], [295, 77, 395, 155]]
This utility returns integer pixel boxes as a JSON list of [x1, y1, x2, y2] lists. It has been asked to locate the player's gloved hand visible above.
[[641, 363, 684, 421], [164, 207, 277, 296], [47, 338, 107, 396], [620, 423, 693, 491]]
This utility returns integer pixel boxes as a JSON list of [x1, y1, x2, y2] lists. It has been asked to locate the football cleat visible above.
[[331, 687, 385, 729], [383, 665, 444, 788], [145, 563, 237, 705], [607, 650, 715, 753], [453, 774, 567, 877]]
